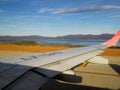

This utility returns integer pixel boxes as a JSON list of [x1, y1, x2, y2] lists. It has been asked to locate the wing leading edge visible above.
[[0, 30, 120, 90]]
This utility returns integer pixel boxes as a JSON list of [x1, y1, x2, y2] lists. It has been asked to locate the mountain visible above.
[[55, 34, 113, 40], [0, 34, 114, 41], [0, 35, 50, 40]]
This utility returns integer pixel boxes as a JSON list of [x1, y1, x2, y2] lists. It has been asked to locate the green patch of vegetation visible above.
[[0, 41, 42, 46], [0, 41, 85, 48], [44, 44, 85, 48], [109, 46, 120, 49]]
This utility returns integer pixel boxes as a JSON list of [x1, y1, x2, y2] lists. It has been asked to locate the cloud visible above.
[[0, 9, 3, 13], [38, 5, 120, 14], [38, 8, 55, 13], [110, 15, 120, 18]]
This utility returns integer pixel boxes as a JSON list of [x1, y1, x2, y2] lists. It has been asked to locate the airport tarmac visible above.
[[41, 56, 120, 90]]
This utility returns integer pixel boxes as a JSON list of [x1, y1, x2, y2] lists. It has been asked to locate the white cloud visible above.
[[0, 9, 3, 13], [110, 15, 120, 18], [38, 5, 120, 14], [38, 8, 56, 13]]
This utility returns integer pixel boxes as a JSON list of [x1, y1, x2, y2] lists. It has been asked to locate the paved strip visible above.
[[75, 71, 120, 77]]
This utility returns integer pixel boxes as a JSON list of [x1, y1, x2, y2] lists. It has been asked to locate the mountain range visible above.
[[0, 34, 114, 41]]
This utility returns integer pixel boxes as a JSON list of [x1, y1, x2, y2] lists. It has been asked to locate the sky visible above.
[[0, 0, 120, 36]]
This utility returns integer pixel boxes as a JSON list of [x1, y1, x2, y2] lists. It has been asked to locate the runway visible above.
[[42, 56, 120, 90]]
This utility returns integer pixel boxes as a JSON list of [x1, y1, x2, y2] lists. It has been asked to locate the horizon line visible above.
[[0, 33, 114, 37]]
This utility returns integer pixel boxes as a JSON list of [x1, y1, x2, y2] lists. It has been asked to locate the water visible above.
[[40, 39, 120, 46], [40, 39, 105, 45], [1, 39, 120, 46]]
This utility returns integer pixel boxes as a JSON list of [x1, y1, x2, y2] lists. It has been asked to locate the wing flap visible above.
[[87, 56, 109, 64], [0, 64, 31, 89], [2, 70, 48, 90]]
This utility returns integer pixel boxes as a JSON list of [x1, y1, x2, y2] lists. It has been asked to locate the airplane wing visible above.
[[0, 30, 120, 90]]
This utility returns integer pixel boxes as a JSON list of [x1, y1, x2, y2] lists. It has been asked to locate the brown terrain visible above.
[[0, 42, 120, 56], [0, 42, 73, 52]]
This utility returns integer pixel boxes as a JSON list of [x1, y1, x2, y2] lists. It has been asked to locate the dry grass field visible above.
[[0, 42, 80, 52], [100, 47, 120, 56], [0, 42, 119, 56]]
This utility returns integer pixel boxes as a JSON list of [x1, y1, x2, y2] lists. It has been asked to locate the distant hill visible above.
[[0, 34, 114, 41], [0, 35, 51, 41], [55, 34, 113, 40]]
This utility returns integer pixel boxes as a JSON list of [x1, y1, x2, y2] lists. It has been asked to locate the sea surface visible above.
[[1, 39, 120, 46], [40, 39, 105, 45], [40, 39, 120, 46]]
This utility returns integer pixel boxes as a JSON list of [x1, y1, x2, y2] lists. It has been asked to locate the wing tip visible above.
[[103, 30, 120, 47]]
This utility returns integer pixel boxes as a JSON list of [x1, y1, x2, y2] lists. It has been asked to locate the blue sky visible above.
[[0, 0, 120, 36]]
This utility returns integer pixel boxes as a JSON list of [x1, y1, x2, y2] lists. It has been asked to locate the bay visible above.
[[40, 39, 120, 46], [0, 39, 120, 46]]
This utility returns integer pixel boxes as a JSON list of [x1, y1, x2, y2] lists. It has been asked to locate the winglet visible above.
[[103, 30, 120, 47]]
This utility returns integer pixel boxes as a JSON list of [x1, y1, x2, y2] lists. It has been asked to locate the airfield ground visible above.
[[0, 42, 120, 89]]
